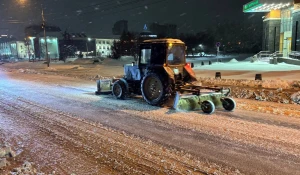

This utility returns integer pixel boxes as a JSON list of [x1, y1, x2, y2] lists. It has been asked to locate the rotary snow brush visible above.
[[173, 88, 236, 114]]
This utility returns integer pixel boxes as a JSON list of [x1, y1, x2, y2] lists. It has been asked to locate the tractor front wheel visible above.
[[141, 72, 170, 106]]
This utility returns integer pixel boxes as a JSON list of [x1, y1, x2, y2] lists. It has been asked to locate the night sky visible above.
[[0, 0, 262, 39]]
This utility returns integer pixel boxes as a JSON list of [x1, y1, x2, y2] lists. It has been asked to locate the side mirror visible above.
[[191, 63, 194, 68]]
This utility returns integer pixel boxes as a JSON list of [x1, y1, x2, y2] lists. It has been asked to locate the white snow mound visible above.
[[228, 58, 238, 63]]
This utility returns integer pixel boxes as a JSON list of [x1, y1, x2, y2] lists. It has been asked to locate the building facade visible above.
[[27, 36, 60, 60], [0, 37, 30, 59], [243, 0, 300, 57], [95, 38, 116, 57]]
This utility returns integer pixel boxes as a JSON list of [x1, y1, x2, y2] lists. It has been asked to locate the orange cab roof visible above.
[[143, 38, 184, 44]]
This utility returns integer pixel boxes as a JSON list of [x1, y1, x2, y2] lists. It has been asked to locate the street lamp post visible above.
[[86, 38, 91, 57], [41, 7, 49, 67]]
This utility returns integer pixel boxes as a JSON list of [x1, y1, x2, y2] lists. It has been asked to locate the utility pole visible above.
[[41, 6, 49, 67]]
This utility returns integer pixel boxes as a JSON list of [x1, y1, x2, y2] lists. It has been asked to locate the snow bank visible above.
[[18, 69, 38, 74], [198, 78, 300, 104], [72, 58, 98, 64], [195, 61, 300, 71], [120, 56, 135, 61], [0, 146, 16, 169], [228, 58, 238, 63], [291, 92, 300, 104], [199, 77, 300, 89]]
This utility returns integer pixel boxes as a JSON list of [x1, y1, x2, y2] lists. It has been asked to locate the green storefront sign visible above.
[[243, 0, 261, 12]]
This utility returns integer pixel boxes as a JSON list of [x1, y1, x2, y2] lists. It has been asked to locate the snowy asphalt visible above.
[[1, 70, 300, 174]]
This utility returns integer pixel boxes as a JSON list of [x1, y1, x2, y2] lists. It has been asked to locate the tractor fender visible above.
[[119, 78, 129, 93], [163, 66, 175, 83], [184, 64, 197, 81]]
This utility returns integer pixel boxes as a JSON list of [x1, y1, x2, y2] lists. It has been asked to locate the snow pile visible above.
[[120, 56, 135, 61], [228, 58, 238, 63], [197, 78, 300, 104], [72, 58, 98, 64], [291, 92, 300, 104], [0, 146, 16, 169], [47, 67, 57, 71], [71, 66, 84, 70], [231, 87, 292, 104], [10, 161, 52, 175], [262, 80, 291, 89], [291, 81, 300, 88], [18, 69, 38, 74], [199, 78, 299, 89], [10, 162, 36, 175], [0, 68, 9, 72], [196, 61, 300, 71]]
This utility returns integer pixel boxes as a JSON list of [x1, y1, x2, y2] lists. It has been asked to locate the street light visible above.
[[48, 51, 50, 60], [86, 38, 93, 57], [17, 0, 27, 6], [86, 38, 91, 53]]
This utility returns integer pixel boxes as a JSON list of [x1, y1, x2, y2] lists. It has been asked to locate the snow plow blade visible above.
[[173, 88, 236, 114], [95, 79, 113, 95]]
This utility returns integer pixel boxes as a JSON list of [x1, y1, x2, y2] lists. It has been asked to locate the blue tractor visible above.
[[96, 39, 236, 114]]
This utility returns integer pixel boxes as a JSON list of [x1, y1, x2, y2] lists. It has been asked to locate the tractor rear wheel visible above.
[[112, 80, 127, 99], [141, 72, 171, 106]]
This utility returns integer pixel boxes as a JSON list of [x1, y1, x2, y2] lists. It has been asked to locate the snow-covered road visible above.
[[1, 70, 300, 175]]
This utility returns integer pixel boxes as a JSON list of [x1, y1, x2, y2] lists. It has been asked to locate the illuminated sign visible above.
[[243, 1, 292, 13], [243, 0, 260, 12]]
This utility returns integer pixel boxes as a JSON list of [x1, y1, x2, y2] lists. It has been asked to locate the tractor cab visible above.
[[138, 39, 188, 67], [125, 39, 193, 82], [135, 39, 196, 83]]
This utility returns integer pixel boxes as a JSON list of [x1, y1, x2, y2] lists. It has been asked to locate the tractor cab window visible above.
[[140, 49, 151, 64], [167, 44, 185, 65], [150, 44, 165, 65]]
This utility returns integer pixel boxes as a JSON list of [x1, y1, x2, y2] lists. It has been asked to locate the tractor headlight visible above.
[[173, 68, 179, 75]]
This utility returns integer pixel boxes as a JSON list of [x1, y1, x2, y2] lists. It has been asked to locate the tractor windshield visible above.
[[167, 44, 185, 65]]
